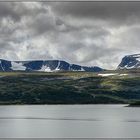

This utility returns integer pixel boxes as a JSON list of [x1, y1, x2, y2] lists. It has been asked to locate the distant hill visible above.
[[0, 59, 103, 72]]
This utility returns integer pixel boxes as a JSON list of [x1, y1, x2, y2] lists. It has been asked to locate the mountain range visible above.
[[0, 53, 140, 72], [0, 59, 103, 72]]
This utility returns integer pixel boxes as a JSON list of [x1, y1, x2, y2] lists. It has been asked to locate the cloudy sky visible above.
[[0, 2, 140, 69]]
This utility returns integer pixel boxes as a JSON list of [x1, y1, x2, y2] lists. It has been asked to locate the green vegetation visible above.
[[128, 101, 140, 107], [0, 71, 140, 104]]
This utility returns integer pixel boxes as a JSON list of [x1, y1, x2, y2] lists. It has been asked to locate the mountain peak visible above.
[[118, 54, 140, 69]]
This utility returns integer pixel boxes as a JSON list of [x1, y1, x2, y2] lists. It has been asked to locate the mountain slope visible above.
[[0, 59, 103, 72], [0, 71, 140, 104], [118, 54, 140, 69]]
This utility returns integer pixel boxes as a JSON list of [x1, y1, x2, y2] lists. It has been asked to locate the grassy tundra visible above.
[[0, 70, 140, 104]]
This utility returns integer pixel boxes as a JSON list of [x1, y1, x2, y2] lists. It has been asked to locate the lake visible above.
[[0, 104, 140, 138]]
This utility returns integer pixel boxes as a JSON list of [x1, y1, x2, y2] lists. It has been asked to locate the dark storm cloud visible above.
[[0, 3, 20, 21], [0, 2, 48, 21], [50, 2, 140, 28], [51, 2, 140, 20], [0, 2, 140, 69]]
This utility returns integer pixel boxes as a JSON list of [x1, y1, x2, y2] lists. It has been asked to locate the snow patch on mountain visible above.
[[11, 62, 26, 71], [98, 73, 118, 77], [55, 61, 60, 71], [98, 73, 128, 77], [119, 74, 128, 76], [80, 67, 85, 71], [38, 65, 53, 72], [136, 57, 140, 61], [0, 60, 4, 71]]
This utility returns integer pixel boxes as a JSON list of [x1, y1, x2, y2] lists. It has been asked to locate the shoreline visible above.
[[0, 104, 128, 106]]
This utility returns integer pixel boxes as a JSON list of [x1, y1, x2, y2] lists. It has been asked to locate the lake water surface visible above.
[[0, 104, 140, 138]]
